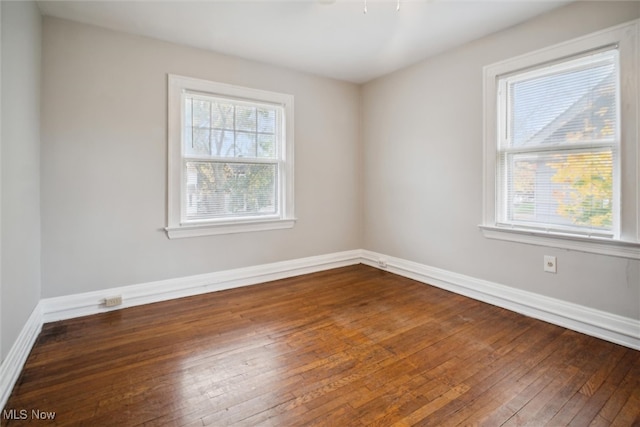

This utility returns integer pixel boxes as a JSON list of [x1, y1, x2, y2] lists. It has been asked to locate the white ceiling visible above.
[[37, 0, 573, 83]]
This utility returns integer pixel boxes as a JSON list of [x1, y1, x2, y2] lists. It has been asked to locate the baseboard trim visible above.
[[41, 250, 363, 323], [0, 303, 43, 410], [360, 250, 640, 350]]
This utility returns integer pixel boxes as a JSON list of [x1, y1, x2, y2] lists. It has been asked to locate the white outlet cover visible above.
[[544, 255, 557, 273]]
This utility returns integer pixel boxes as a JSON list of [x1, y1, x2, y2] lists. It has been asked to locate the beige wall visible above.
[[41, 17, 362, 297], [1, 1, 42, 361], [362, 1, 640, 319]]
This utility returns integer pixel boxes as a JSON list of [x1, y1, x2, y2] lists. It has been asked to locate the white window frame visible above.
[[481, 20, 640, 260], [166, 75, 295, 238]]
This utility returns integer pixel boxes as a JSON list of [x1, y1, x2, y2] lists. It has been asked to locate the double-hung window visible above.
[[166, 75, 295, 238], [482, 20, 640, 259], [498, 49, 619, 237]]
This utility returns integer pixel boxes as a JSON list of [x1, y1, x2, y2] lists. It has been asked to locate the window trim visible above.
[[166, 74, 295, 238], [481, 20, 640, 259]]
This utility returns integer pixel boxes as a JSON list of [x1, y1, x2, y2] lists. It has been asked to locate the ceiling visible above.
[[37, 0, 573, 83]]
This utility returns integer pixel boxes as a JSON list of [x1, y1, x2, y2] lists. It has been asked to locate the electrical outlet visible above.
[[544, 255, 557, 273], [104, 295, 123, 307], [378, 258, 388, 268]]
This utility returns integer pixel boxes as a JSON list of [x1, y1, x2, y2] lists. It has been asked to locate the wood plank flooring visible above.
[[3, 265, 639, 426]]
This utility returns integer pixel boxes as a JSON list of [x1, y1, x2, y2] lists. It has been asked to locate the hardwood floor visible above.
[[3, 265, 639, 426]]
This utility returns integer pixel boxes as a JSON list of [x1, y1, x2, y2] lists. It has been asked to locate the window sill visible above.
[[479, 225, 640, 260], [166, 218, 296, 239]]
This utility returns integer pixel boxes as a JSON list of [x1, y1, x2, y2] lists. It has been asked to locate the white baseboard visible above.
[[2, 248, 638, 411], [0, 303, 43, 410], [361, 250, 640, 350], [41, 250, 363, 323]]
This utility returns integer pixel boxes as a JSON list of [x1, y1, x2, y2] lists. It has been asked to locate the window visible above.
[[166, 75, 295, 238], [499, 49, 619, 237], [482, 21, 640, 259]]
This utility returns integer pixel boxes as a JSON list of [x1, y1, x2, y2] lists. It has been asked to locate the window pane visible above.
[[236, 132, 257, 157], [189, 128, 210, 156], [258, 134, 276, 158], [236, 106, 256, 131], [211, 130, 234, 157], [185, 161, 277, 220], [192, 99, 211, 128], [506, 149, 613, 232], [258, 108, 276, 133], [183, 98, 193, 152], [509, 50, 617, 147], [212, 102, 234, 130], [183, 96, 282, 161]]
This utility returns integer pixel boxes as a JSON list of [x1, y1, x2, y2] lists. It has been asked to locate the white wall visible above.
[[41, 18, 362, 298], [362, 1, 640, 320], [1, 1, 42, 361]]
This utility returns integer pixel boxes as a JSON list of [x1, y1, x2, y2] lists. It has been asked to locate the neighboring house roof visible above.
[[511, 58, 616, 147]]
